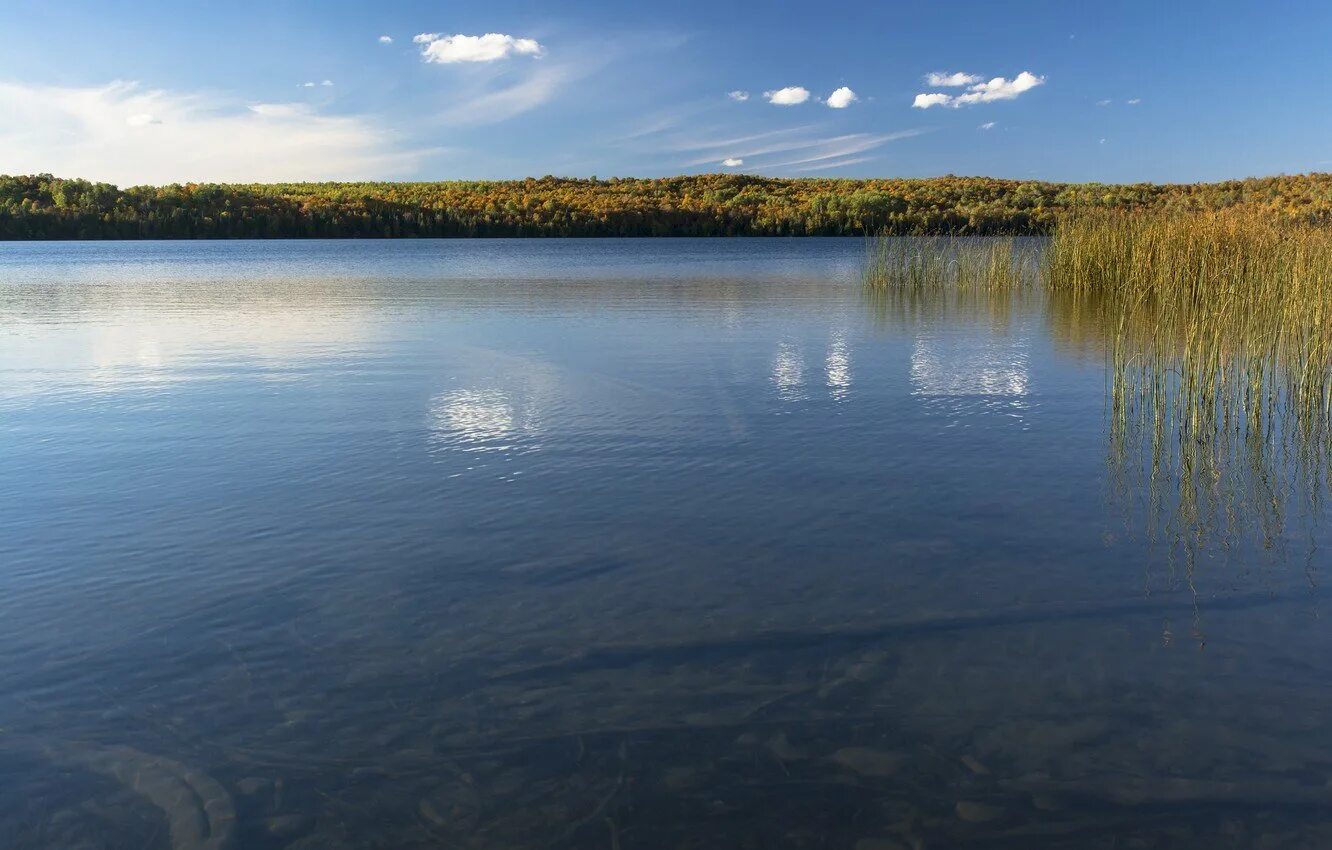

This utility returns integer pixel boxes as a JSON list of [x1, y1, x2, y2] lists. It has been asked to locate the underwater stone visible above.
[[954, 801, 1006, 823], [960, 755, 990, 776], [235, 777, 271, 796], [766, 733, 807, 760], [265, 815, 310, 838], [832, 747, 907, 777]]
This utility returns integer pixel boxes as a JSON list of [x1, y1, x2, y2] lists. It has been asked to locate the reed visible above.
[[862, 236, 1039, 293], [1050, 211, 1332, 570], [868, 211, 1332, 572]]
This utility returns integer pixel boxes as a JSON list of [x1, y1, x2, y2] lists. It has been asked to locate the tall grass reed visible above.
[[867, 212, 1332, 579]]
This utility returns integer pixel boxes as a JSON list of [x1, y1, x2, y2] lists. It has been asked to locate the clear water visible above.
[[1, 239, 1329, 850]]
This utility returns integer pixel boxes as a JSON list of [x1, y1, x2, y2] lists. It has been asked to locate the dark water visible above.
[[1, 239, 1330, 850]]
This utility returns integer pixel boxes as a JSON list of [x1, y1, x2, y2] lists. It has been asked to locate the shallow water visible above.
[[2, 239, 1330, 849]]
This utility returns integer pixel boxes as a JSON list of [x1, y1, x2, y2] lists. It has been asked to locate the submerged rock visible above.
[[40, 741, 238, 850], [832, 747, 907, 777], [235, 777, 271, 796], [264, 814, 309, 838], [417, 798, 449, 830], [954, 800, 1006, 823], [417, 781, 482, 835], [284, 835, 352, 850], [766, 733, 807, 761], [960, 755, 990, 776]]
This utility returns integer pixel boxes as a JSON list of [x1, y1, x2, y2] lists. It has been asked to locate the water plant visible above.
[[868, 211, 1332, 583], [862, 236, 1039, 293], [1045, 211, 1332, 560]]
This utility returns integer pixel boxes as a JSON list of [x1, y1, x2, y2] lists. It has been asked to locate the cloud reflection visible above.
[[429, 389, 518, 450], [771, 342, 806, 401], [909, 333, 1030, 423], [427, 378, 549, 471], [825, 332, 851, 400]]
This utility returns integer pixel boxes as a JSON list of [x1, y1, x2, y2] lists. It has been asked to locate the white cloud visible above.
[[721, 157, 743, 167], [825, 86, 857, 108], [912, 93, 952, 109], [912, 71, 1045, 108], [0, 80, 426, 185], [955, 72, 1044, 104], [417, 33, 544, 64], [728, 90, 750, 102], [1096, 99, 1111, 106], [321, 79, 334, 87], [764, 86, 810, 106], [1127, 98, 1141, 105], [299, 81, 316, 88], [378, 35, 393, 44], [925, 71, 981, 87], [978, 121, 996, 130]]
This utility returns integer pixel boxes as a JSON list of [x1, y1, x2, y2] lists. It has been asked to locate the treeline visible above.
[[2, 172, 1331, 239]]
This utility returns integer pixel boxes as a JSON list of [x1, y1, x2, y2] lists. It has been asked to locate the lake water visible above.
[[2, 239, 1330, 850]]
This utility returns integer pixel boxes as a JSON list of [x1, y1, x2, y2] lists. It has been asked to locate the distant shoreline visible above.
[[3, 173, 1329, 240]]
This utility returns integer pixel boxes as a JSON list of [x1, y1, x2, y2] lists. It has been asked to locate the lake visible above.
[[2, 239, 1330, 849]]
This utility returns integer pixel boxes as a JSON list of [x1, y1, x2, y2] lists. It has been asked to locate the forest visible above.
[[2, 172, 1331, 239]]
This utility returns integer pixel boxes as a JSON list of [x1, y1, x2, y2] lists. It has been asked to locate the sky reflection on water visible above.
[[1, 239, 1330, 850]]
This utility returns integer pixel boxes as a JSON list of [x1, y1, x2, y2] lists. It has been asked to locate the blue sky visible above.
[[1, 0, 1329, 185]]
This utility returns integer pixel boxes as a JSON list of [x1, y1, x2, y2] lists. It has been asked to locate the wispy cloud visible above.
[[678, 128, 854, 166], [791, 155, 873, 172], [378, 35, 393, 44], [913, 71, 1045, 108], [760, 131, 926, 169], [435, 64, 574, 125], [1127, 98, 1141, 105], [728, 90, 750, 102], [764, 86, 810, 106], [432, 31, 669, 128], [979, 121, 996, 130], [925, 71, 981, 87], [299, 80, 334, 88], [672, 129, 928, 172], [416, 33, 544, 64], [0, 80, 426, 184], [1096, 99, 1111, 107], [666, 126, 817, 154], [825, 86, 858, 108]]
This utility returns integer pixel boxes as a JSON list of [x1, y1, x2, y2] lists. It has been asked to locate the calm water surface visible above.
[[1, 240, 1330, 849]]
